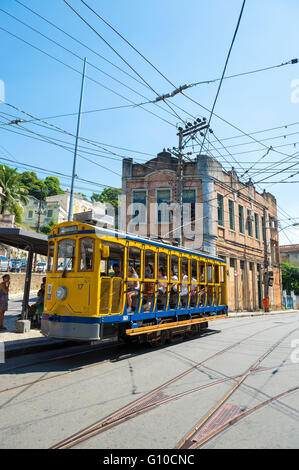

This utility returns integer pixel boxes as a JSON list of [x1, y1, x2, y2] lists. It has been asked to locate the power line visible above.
[[14, 0, 152, 91], [62, 0, 186, 126], [0, 155, 119, 190], [0, 26, 177, 128], [200, 0, 247, 154]]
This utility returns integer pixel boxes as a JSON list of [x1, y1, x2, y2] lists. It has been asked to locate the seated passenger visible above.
[[170, 268, 178, 294], [144, 263, 155, 308], [126, 266, 140, 313], [145, 263, 154, 279], [158, 267, 167, 295], [180, 269, 189, 306], [112, 263, 122, 277]]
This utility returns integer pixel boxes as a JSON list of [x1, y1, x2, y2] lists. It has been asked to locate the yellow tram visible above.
[[42, 221, 228, 344]]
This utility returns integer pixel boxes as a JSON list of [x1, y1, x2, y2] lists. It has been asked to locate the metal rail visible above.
[[177, 326, 299, 449], [50, 320, 292, 449]]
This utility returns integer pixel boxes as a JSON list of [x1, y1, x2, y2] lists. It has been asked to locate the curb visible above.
[[228, 309, 298, 319], [4, 338, 82, 359]]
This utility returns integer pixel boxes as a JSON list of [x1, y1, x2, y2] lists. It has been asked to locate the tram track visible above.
[[50, 320, 298, 449], [0, 317, 268, 394], [176, 326, 299, 449]]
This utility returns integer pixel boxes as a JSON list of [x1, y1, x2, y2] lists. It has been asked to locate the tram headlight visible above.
[[55, 286, 67, 301]]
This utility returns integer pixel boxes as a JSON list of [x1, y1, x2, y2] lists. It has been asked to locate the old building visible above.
[[22, 190, 108, 231], [280, 244, 299, 266], [121, 151, 282, 312]]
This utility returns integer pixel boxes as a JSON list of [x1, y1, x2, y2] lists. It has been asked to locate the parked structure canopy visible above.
[[0, 228, 48, 320]]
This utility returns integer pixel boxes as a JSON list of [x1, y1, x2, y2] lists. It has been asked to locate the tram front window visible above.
[[79, 238, 94, 271], [56, 239, 75, 272], [47, 242, 54, 272]]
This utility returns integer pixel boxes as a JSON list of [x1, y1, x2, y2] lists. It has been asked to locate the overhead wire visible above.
[[0, 26, 177, 128], [13, 0, 152, 91], [199, 0, 247, 154]]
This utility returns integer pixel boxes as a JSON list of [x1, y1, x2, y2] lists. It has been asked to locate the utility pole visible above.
[[263, 207, 270, 312], [33, 184, 44, 272], [174, 119, 210, 246], [177, 130, 184, 244], [68, 57, 87, 221]]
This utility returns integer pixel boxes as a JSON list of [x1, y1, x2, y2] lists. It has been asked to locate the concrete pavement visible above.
[[1, 295, 298, 358], [0, 296, 76, 358]]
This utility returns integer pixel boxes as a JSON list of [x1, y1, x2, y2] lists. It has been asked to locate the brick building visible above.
[[121, 151, 282, 312]]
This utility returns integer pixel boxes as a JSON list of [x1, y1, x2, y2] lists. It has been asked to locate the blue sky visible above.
[[0, 0, 299, 244]]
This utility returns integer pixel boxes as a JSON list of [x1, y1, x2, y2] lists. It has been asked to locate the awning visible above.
[[0, 228, 48, 255]]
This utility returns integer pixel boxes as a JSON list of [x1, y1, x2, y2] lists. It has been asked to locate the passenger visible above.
[[180, 267, 189, 305], [170, 268, 178, 294], [126, 266, 140, 313], [145, 263, 154, 279], [158, 267, 167, 295], [41, 277, 46, 290], [28, 288, 44, 328], [190, 277, 197, 296], [0, 274, 10, 330], [112, 263, 122, 277]]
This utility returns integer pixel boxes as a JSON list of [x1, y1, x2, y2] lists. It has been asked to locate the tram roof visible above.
[[50, 223, 224, 263]]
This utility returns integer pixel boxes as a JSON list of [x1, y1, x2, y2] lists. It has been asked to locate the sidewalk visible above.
[[228, 309, 299, 318], [1, 295, 298, 359], [0, 295, 74, 359]]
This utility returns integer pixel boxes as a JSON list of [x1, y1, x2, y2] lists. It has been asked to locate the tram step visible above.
[[125, 314, 227, 336]]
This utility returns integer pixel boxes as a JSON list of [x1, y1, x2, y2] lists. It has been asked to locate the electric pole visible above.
[[263, 207, 270, 312], [174, 119, 211, 246], [33, 184, 44, 272], [68, 57, 87, 221]]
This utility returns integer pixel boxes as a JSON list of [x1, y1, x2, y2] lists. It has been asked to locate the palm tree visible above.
[[0, 166, 29, 221]]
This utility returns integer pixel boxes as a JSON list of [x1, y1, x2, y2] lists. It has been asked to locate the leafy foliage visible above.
[[91, 188, 121, 209], [18, 171, 63, 200], [40, 218, 56, 235], [0, 166, 29, 220], [281, 263, 299, 294]]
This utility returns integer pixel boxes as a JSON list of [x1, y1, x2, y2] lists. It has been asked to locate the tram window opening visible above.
[[207, 264, 213, 283], [191, 259, 198, 282], [220, 265, 225, 283], [128, 246, 141, 278], [170, 255, 179, 277], [100, 259, 108, 276], [215, 265, 220, 284], [170, 255, 179, 303], [144, 250, 155, 279], [181, 258, 189, 281], [56, 239, 75, 272], [47, 242, 54, 272], [181, 258, 189, 303], [79, 238, 94, 271], [107, 242, 125, 277], [100, 242, 125, 277], [158, 252, 168, 278], [199, 262, 205, 283]]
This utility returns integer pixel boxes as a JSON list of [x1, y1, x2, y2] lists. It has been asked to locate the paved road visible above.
[[0, 311, 299, 449]]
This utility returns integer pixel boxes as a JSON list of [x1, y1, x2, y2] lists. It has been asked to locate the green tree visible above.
[[40, 218, 56, 235], [0, 166, 29, 221], [19, 172, 64, 200], [281, 263, 299, 294], [91, 188, 121, 209]]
